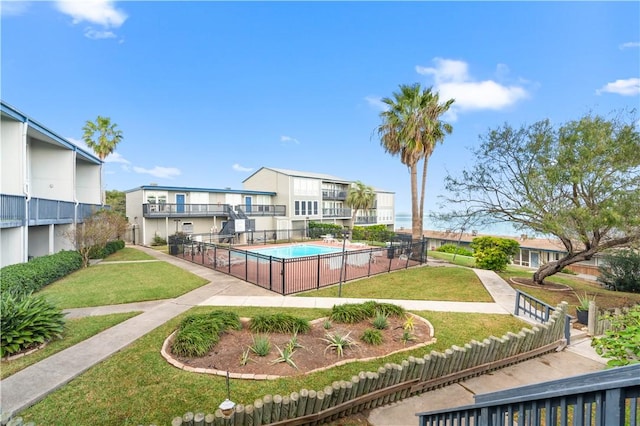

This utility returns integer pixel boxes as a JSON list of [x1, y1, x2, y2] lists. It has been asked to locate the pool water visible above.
[[248, 244, 342, 259]]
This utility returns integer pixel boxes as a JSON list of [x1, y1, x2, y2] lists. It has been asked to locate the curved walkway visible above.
[[0, 246, 603, 422]]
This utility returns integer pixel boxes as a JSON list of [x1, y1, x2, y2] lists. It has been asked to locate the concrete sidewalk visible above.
[[0, 245, 606, 421]]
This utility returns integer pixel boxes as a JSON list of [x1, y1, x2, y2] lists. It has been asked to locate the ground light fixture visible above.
[[218, 371, 235, 417]]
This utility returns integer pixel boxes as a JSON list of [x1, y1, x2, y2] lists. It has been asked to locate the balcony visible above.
[[235, 204, 286, 216], [322, 189, 347, 200], [1, 194, 26, 228], [1, 194, 102, 227], [322, 207, 351, 218], [355, 215, 377, 225], [143, 203, 286, 218]]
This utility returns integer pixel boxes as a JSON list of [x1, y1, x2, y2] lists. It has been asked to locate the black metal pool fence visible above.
[[169, 232, 427, 295]]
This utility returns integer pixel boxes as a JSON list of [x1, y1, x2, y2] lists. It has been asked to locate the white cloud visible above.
[[280, 135, 300, 145], [132, 166, 181, 179], [232, 163, 253, 172], [84, 28, 116, 39], [619, 41, 640, 50], [364, 96, 388, 111], [55, 0, 127, 28], [0, 1, 31, 16], [596, 78, 640, 96], [416, 58, 529, 119], [104, 152, 130, 164]]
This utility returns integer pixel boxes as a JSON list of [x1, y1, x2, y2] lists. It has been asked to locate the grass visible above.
[[297, 266, 492, 302], [498, 268, 640, 312], [99, 247, 156, 262], [0, 312, 139, 379], [428, 251, 476, 267], [37, 262, 208, 309], [19, 306, 526, 425]]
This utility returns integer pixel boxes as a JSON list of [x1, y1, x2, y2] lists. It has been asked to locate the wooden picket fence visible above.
[[169, 303, 569, 426]]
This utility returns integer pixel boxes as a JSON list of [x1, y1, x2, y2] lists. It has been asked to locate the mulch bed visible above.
[[168, 315, 434, 378]]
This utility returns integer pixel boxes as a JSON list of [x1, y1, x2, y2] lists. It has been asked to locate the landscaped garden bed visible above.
[[163, 303, 435, 378]]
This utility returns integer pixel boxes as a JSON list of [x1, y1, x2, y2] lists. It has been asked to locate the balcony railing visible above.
[[322, 190, 347, 200], [1, 194, 102, 227], [143, 203, 286, 218], [322, 208, 351, 218], [355, 215, 377, 225], [234, 204, 286, 216], [1, 194, 26, 228]]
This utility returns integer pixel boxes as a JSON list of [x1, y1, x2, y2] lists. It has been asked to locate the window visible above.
[[295, 201, 300, 215]]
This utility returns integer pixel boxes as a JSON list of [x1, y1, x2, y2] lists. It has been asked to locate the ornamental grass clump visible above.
[[249, 313, 310, 334], [372, 311, 389, 330], [171, 310, 241, 357], [249, 335, 271, 357], [361, 329, 383, 345], [330, 301, 404, 324]]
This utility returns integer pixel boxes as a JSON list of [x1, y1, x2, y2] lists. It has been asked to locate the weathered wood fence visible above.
[[168, 303, 569, 426]]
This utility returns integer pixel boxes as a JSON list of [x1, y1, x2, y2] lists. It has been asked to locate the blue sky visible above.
[[2, 1, 639, 232]]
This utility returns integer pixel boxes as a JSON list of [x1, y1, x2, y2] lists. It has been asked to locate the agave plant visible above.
[[271, 345, 298, 369], [322, 331, 357, 357]]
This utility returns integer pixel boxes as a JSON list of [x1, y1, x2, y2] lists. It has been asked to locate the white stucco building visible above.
[[0, 101, 103, 267]]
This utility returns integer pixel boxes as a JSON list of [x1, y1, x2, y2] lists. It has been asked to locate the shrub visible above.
[[249, 313, 310, 334], [1, 292, 66, 358], [361, 329, 383, 345], [331, 301, 404, 324], [151, 234, 167, 246], [171, 323, 219, 357], [308, 222, 343, 239], [435, 244, 473, 257], [470, 236, 520, 271], [0, 250, 83, 298], [351, 225, 396, 243], [330, 303, 372, 324], [172, 311, 241, 357], [597, 249, 640, 293], [592, 305, 640, 366]]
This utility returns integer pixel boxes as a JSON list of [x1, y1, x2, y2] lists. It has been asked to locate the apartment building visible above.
[[242, 167, 395, 233], [124, 185, 280, 246], [0, 101, 103, 267], [126, 167, 395, 246]]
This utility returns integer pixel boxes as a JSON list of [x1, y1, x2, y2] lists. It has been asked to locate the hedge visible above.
[[0, 250, 83, 298]]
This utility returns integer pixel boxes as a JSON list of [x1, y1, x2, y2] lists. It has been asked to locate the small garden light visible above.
[[218, 371, 235, 418]]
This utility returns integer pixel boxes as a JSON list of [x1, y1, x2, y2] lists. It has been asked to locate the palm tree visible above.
[[377, 83, 454, 240], [345, 181, 376, 228], [82, 116, 123, 160]]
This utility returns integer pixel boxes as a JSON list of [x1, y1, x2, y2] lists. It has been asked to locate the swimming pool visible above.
[[248, 244, 342, 259]]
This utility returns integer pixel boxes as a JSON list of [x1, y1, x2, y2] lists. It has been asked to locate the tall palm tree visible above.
[[345, 181, 376, 228], [377, 83, 454, 240], [82, 116, 123, 160]]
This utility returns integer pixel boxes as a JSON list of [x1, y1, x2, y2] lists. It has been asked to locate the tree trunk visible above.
[[532, 249, 598, 284], [410, 163, 421, 241], [418, 157, 429, 239]]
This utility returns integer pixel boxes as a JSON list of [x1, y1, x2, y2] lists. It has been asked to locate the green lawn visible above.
[[0, 312, 139, 379], [37, 262, 208, 309], [498, 268, 640, 312], [297, 266, 492, 302], [20, 306, 526, 426], [428, 251, 476, 267], [100, 247, 156, 262]]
